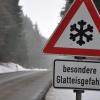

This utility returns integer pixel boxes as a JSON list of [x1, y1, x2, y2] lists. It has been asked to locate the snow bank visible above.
[[0, 63, 31, 74], [32, 68, 48, 71], [0, 62, 48, 74]]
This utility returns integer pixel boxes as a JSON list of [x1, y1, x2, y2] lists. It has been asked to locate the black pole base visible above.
[[73, 90, 84, 100]]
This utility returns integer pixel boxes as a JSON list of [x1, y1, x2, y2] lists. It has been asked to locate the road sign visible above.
[[53, 59, 100, 90], [43, 0, 100, 56]]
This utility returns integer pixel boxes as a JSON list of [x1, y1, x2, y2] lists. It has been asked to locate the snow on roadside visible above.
[[32, 68, 48, 71], [0, 62, 48, 74], [46, 87, 100, 100], [46, 87, 75, 100]]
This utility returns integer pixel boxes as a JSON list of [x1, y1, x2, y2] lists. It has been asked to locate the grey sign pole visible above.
[[74, 90, 84, 100], [74, 56, 85, 100]]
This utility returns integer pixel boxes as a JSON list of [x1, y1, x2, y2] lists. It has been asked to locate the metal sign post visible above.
[[73, 57, 85, 100], [74, 90, 84, 100]]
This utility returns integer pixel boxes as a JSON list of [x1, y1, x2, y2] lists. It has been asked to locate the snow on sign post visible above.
[[43, 0, 100, 57]]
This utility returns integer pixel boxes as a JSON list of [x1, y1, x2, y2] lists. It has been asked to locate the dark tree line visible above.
[[0, 0, 30, 67], [0, 0, 22, 62]]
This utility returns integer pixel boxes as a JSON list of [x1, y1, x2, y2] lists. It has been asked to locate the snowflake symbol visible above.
[[69, 20, 93, 46]]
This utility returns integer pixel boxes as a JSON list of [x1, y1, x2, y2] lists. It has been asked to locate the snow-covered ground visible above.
[[0, 62, 48, 74], [46, 87, 100, 100]]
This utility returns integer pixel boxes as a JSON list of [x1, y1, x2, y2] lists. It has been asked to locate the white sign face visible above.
[[54, 60, 100, 90]]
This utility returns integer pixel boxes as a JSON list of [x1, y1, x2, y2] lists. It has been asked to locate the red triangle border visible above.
[[43, 0, 100, 56]]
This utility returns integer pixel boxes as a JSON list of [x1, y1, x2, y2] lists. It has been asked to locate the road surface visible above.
[[0, 71, 51, 100]]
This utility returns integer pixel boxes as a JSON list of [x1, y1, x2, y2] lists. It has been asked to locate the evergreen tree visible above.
[[0, 0, 30, 67], [0, 0, 22, 62]]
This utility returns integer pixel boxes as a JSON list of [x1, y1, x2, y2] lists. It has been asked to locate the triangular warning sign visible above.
[[43, 0, 100, 56]]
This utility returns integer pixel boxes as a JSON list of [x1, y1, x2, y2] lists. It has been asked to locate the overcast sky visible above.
[[19, 0, 65, 38]]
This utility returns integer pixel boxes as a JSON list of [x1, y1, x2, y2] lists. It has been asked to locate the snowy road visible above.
[[46, 87, 100, 100], [0, 71, 51, 100]]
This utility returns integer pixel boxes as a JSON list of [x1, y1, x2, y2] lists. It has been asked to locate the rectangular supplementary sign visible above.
[[53, 59, 100, 91]]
